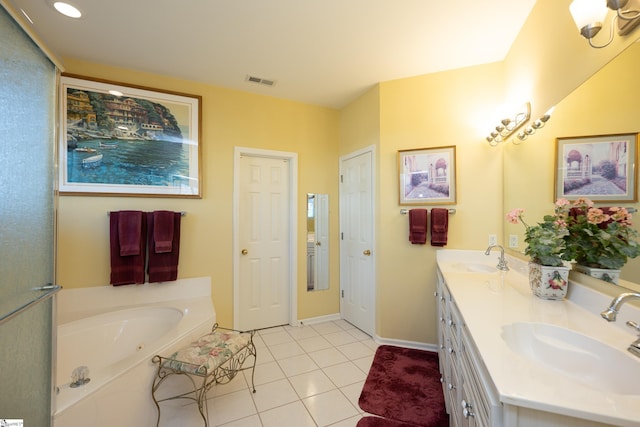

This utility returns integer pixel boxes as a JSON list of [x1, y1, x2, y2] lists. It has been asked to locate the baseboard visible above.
[[294, 315, 440, 354], [296, 312, 341, 326], [374, 335, 439, 352]]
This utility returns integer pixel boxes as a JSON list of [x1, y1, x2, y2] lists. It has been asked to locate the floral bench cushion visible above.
[[161, 331, 251, 376]]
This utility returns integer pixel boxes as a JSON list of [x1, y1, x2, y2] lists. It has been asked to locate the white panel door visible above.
[[238, 155, 291, 330], [340, 149, 374, 336]]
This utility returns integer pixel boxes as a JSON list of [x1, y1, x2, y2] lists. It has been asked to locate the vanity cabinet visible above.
[[436, 262, 628, 427], [437, 268, 501, 427]]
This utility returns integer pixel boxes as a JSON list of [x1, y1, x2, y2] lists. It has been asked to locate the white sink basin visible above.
[[450, 262, 498, 273], [501, 322, 640, 395]]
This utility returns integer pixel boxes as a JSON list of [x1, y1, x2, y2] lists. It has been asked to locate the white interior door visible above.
[[340, 147, 375, 336], [237, 154, 291, 330]]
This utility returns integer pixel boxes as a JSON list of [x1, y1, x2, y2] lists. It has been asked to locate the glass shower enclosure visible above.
[[0, 4, 58, 426]]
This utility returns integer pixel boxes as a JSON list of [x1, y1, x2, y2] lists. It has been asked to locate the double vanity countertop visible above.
[[436, 249, 640, 427]]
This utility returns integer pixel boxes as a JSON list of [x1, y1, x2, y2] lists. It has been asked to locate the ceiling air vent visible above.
[[246, 75, 276, 87]]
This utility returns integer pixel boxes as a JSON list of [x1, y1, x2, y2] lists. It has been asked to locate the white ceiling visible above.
[[6, 0, 537, 109]]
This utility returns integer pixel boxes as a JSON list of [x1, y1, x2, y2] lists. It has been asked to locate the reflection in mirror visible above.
[[307, 193, 329, 291], [504, 40, 640, 290]]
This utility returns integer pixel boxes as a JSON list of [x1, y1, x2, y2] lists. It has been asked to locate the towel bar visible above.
[[400, 208, 455, 215]]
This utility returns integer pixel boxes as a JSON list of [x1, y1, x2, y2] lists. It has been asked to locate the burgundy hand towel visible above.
[[147, 211, 181, 283], [153, 210, 175, 253], [117, 210, 143, 256], [408, 209, 428, 245], [110, 211, 146, 286], [430, 208, 448, 247]]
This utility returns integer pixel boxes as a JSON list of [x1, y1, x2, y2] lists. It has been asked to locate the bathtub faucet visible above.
[[70, 366, 91, 388]]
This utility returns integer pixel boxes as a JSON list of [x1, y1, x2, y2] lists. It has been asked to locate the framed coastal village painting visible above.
[[397, 146, 457, 205], [59, 74, 202, 197], [554, 133, 638, 203]]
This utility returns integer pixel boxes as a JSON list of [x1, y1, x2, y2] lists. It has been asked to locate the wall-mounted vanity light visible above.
[[486, 102, 531, 146], [514, 107, 555, 144], [570, 0, 640, 48]]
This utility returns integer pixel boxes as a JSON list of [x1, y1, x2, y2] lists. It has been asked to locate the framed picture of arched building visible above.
[[59, 74, 202, 198], [397, 146, 457, 205], [554, 133, 638, 203]]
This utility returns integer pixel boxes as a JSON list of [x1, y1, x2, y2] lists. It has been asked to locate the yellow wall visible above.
[[57, 59, 341, 326], [504, 0, 637, 120], [339, 85, 381, 157], [375, 63, 505, 343]]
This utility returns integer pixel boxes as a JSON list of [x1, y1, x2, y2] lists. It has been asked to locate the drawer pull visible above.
[[461, 399, 475, 418]]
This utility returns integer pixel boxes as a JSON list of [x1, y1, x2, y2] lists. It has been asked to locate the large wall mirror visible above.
[[307, 193, 329, 291], [504, 39, 640, 292]]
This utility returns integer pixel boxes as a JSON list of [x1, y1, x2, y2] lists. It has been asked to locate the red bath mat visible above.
[[358, 345, 448, 427]]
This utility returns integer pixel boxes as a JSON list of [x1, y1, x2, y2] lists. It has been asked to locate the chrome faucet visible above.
[[70, 366, 90, 388], [485, 244, 509, 271], [601, 292, 640, 358]]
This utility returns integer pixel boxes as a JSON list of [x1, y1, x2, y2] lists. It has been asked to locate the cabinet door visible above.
[[460, 327, 502, 427]]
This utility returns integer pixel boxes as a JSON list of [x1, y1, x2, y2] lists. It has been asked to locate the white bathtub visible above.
[[53, 277, 216, 427]]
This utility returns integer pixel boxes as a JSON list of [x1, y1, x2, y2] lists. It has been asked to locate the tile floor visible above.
[[161, 319, 380, 427]]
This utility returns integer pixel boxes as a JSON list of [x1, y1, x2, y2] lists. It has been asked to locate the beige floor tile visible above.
[[288, 369, 337, 399], [322, 361, 367, 387], [308, 347, 349, 368], [259, 401, 316, 427], [302, 389, 359, 426], [250, 378, 299, 412]]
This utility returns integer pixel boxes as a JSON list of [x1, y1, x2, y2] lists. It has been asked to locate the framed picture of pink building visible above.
[[555, 133, 638, 203], [59, 74, 202, 197], [397, 146, 457, 205]]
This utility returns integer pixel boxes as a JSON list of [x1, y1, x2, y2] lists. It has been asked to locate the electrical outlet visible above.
[[488, 234, 497, 246], [509, 234, 518, 248]]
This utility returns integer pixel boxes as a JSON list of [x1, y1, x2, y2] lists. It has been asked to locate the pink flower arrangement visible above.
[[562, 198, 639, 270], [508, 197, 639, 270], [506, 201, 568, 267]]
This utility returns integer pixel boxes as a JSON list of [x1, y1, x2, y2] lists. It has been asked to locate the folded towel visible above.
[[109, 211, 146, 286], [117, 210, 143, 256], [431, 208, 449, 247], [153, 210, 175, 253], [409, 209, 428, 245], [147, 211, 181, 283]]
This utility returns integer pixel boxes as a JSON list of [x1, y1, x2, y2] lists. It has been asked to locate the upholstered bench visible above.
[[151, 323, 257, 427]]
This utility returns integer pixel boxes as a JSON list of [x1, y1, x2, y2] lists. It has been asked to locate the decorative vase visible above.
[[574, 265, 621, 285], [528, 262, 570, 300]]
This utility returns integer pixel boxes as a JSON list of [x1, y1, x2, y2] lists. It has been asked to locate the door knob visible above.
[[363, 249, 371, 256], [241, 249, 248, 255], [316, 241, 322, 246]]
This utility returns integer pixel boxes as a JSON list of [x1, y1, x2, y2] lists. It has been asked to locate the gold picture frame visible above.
[[398, 146, 457, 205], [555, 133, 638, 203], [59, 74, 202, 197]]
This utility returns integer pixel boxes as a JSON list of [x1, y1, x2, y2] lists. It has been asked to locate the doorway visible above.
[[233, 147, 298, 331], [339, 145, 376, 336]]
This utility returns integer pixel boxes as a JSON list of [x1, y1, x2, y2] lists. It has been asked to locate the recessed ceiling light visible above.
[[53, 2, 82, 18]]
